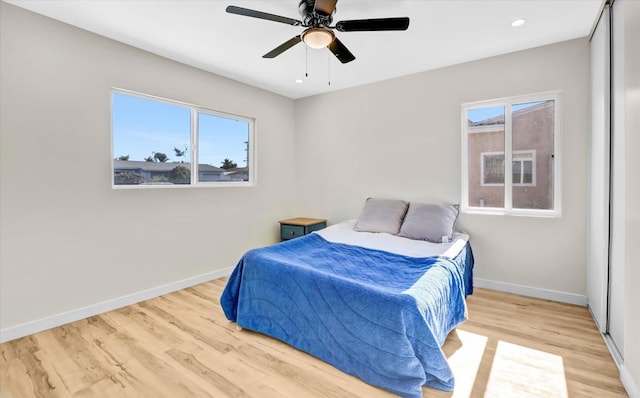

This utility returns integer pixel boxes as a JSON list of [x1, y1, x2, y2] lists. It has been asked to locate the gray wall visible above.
[[0, 2, 297, 330], [294, 39, 590, 301]]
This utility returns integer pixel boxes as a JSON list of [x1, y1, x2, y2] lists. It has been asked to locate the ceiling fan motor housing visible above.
[[298, 0, 334, 27]]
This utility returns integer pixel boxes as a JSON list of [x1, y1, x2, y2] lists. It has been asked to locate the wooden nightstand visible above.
[[279, 217, 327, 241]]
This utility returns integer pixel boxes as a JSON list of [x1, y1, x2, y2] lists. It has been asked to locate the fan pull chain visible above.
[[305, 46, 308, 78], [328, 52, 331, 86]]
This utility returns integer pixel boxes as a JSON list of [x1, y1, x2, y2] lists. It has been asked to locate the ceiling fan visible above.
[[226, 0, 410, 64]]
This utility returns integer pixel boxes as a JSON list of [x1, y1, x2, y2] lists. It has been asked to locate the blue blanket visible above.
[[220, 233, 472, 397]]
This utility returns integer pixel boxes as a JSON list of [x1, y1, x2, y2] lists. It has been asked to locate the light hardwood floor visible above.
[[0, 279, 627, 398]]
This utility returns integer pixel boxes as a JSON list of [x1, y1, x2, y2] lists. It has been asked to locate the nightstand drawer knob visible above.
[[290, 231, 294, 235]]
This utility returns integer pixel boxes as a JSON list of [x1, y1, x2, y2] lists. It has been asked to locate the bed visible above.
[[221, 212, 473, 398]]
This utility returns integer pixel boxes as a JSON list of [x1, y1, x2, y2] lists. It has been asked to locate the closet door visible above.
[[608, 0, 625, 357], [587, 5, 610, 332]]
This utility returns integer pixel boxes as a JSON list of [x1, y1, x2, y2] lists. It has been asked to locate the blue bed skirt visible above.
[[221, 233, 474, 397]]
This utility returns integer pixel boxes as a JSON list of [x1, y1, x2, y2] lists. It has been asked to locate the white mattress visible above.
[[315, 219, 469, 259]]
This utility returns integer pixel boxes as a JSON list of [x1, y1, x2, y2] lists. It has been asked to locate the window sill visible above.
[[112, 182, 255, 189], [462, 207, 561, 218]]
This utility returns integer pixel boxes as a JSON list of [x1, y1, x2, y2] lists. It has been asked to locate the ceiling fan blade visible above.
[[226, 5, 302, 26], [328, 37, 355, 64], [335, 17, 410, 32], [314, 0, 338, 16], [263, 36, 302, 58]]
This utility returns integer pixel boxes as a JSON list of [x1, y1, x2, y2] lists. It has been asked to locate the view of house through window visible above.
[[463, 94, 558, 214], [112, 91, 253, 187], [481, 151, 535, 186], [467, 105, 505, 208]]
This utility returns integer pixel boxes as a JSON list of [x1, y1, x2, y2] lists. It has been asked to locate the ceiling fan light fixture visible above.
[[302, 28, 334, 49]]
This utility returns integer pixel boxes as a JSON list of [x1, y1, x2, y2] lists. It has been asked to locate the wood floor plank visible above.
[[7, 336, 62, 397], [168, 338, 287, 398], [165, 347, 251, 397], [108, 304, 185, 352], [1, 358, 41, 398], [246, 330, 395, 397], [0, 281, 628, 398], [137, 300, 234, 354]]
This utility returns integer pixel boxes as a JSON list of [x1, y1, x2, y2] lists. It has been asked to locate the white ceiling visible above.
[[7, 0, 603, 99]]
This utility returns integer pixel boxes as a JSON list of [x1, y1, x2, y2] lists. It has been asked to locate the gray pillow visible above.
[[398, 203, 459, 243], [354, 198, 409, 234]]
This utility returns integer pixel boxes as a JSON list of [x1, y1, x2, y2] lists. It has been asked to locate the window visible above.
[[481, 151, 536, 186], [111, 90, 254, 188], [462, 92, 560, 216]]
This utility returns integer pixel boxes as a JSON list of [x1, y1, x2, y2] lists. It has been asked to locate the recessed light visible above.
[[511, 19, 526, 27], [295, 79, 304, 84]]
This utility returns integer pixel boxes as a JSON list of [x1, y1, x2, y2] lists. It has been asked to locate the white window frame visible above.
[[461, 91, 561, 217], [481, 150, 536, 187], [111, 88, 256, 189]]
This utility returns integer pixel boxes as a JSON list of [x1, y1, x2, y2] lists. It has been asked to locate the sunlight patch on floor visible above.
[[485, 340, 568, 398], [446, 329, 488, 398]]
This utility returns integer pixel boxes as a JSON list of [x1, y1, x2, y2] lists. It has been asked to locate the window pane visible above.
[[512, 160, 522, 184], [112, 93, 191, 185], [522, 160, 533, 184], [468, 106, 505, 207], [512, 100, 554, 209], [484, 154, 505, 184], [197, 112, 250, 182]]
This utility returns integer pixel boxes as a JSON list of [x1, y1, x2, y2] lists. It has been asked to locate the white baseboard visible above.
[[0, 267, 234, 344], [603, 334, 638, 398], [473, 277, 588, 306], [620, 364, 640, 398]]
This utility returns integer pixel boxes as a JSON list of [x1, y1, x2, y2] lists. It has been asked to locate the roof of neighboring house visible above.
[[199, 164, 225, 172], [469, 100, 553, 127], [113, 160, 223, 172], [222, 167, 249, 175]]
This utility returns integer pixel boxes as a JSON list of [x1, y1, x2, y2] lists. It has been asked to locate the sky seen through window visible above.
[[112, 93, 248, 168]]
